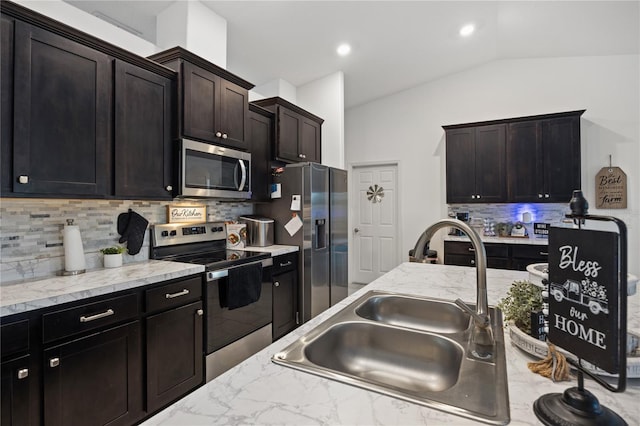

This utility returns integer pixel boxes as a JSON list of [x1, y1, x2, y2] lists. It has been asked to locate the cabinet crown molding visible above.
[[442, 109, 585, 130]]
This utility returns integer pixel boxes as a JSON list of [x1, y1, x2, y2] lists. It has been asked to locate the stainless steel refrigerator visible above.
[[258, 162, 348, 323]]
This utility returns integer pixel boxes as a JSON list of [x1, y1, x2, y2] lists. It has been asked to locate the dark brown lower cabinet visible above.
[[146, 301, 203, 414], [43, 321, 143, 426], [1, 355, 37, 426], [272, 253, 299, 341], [444, 241, 547, 271]]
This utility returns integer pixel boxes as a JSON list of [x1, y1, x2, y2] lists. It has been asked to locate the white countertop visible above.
[[142, 262, 640, 425], [0, 261, 205, 317], [239, 245, 299, 256], [0, 246, 299, 317], [445, 234, 549, 245]]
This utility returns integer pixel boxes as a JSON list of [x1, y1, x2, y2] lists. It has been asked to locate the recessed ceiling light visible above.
[[459, 24, 475, 37], [336, 43, 351, 57]]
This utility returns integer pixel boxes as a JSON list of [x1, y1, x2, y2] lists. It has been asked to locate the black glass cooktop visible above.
[[168, 249, 270, 271]]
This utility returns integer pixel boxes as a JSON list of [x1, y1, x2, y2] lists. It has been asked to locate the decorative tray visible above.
[[507, 321, 640, 378]]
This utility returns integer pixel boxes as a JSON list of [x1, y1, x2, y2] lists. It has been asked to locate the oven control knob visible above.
[[215, 226, 224, 232], [161, 231, 169, 237], [169, 230, 177, 236]]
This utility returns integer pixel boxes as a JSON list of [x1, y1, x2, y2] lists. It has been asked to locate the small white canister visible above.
[[63, 219, 86, 274]]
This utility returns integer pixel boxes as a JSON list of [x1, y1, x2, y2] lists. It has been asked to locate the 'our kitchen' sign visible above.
[[548, 227, 620, 374], [167, 205, 206, 223]]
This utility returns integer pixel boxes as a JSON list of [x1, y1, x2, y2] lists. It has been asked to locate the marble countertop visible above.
[[238, 245, 299, 256], [0, 261, 205, 317], [445, 234, 549, 245], [142, 262, 639, 425], [0, 247, 298, 318]]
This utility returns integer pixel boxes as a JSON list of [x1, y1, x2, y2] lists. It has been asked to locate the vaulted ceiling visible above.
[[65, 1, 639, 108]]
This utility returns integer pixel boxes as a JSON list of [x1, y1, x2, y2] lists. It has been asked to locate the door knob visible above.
[[354, 228, 360, 233]]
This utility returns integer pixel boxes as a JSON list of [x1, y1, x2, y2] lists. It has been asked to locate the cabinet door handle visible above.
[[216, 131, 222, 137], [17, 368, 29, 379], [470, 259, 475, 265], [538, 194, 543, 198], [539, 251, 549, 256], [471, 195, 476, 199], [18, 175, 29, 184], [298, 154, 304, 158], [279, 261, 292, 267], [165, 185, 173, 191], [222, 133, 228, 139], [468, 247, 475, 252], [476, 194, 481, 199], [196, 309, 204, 316], [545, 194, 550, 198], [165, 289, 189, 299], [80, 308, 114, 323], [49, 358, 60, 368], [274, 281, 280, 287]]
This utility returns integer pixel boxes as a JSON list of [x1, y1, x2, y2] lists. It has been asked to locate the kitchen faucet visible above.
[[412, 218, 494, 359]]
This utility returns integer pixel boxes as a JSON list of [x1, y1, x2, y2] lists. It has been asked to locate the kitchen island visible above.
[[142, 262, 640, 425]]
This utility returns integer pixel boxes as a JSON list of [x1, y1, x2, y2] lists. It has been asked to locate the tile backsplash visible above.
[[0, 198, 253, 283], [447, 203, 571, 236]]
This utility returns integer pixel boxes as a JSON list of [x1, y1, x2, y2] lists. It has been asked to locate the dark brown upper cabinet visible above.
[[248, 104, 274, 202], [251, 97, 323, 164], [11, 20, 112, 197], [1, 1, 177, 200], [445, 110, 584, 204], [114, 61, 174, 200], [445, 124, 507, 203], [148, 47, 254, 151], [507, 111, 583, 203]]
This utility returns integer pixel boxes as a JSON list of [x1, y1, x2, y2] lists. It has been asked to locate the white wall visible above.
[[345, 55, 640, 276], [15, 0, 157, 56], [250, 79, 298, 104], [298, 71, 345, 169]]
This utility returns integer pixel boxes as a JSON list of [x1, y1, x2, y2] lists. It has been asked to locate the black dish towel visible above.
[[116, 209, 149, 256], [223, 262, 263, 310]]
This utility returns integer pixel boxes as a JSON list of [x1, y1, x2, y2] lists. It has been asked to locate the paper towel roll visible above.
[[63, 220, 86, 273]]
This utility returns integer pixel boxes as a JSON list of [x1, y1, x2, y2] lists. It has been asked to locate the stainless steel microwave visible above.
[[179, 138, 251, 199]]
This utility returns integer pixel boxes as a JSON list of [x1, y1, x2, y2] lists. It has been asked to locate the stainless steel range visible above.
[[151, 222, 273, 382]]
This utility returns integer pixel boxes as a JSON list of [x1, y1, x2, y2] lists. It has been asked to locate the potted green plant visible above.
[[497, 279, 543, 332], [100, 246, 125, 268]]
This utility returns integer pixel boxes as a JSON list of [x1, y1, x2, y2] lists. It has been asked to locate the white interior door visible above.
[[351, 163, 399, 284]]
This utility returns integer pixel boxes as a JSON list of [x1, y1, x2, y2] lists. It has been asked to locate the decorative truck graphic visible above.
[[549, 278, 609, 315]]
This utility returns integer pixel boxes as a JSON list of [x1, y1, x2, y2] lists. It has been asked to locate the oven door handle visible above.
[[206, 257, 273, 281]]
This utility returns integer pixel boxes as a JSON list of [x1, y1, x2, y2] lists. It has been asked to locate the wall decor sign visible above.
[[366, 184, 384, 203], [548, 227, 620, 373], [167, 205, 206, 223], [595, 166, 627, 209], [533, 222, 550, 237]]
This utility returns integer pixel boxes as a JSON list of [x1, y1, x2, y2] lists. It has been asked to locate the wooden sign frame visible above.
[[167, 205, 207, 223], [595, 166, 627, 209]]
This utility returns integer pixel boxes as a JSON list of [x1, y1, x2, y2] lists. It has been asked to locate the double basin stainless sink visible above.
[[272, 290, 510, 425]]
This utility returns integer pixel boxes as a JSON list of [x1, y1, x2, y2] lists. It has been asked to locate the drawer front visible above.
[[444, 241, 472, 256], [145, 276, 202, 313], [511, 244, 549, 259], [43, 293, 139, 344], [444, 253, 475, 267], [1, 319, 29, 357], [445, 241, 508, 258], [273, 253, 298, 275]]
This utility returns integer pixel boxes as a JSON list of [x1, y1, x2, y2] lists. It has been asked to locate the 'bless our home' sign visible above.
[[548, 227, 620, 374]]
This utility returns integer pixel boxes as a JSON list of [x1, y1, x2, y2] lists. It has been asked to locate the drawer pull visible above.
[[17, 368, 29, 379], [165, 289, 190, 299], [279, 261, 293, 267], [468, 247, 475, 252], [80, 309, 114, 323], [196, 309, 204, 316], [539, 251, 549, 256], [49, 358, 60, 368], [274, 281, 280, 287]]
